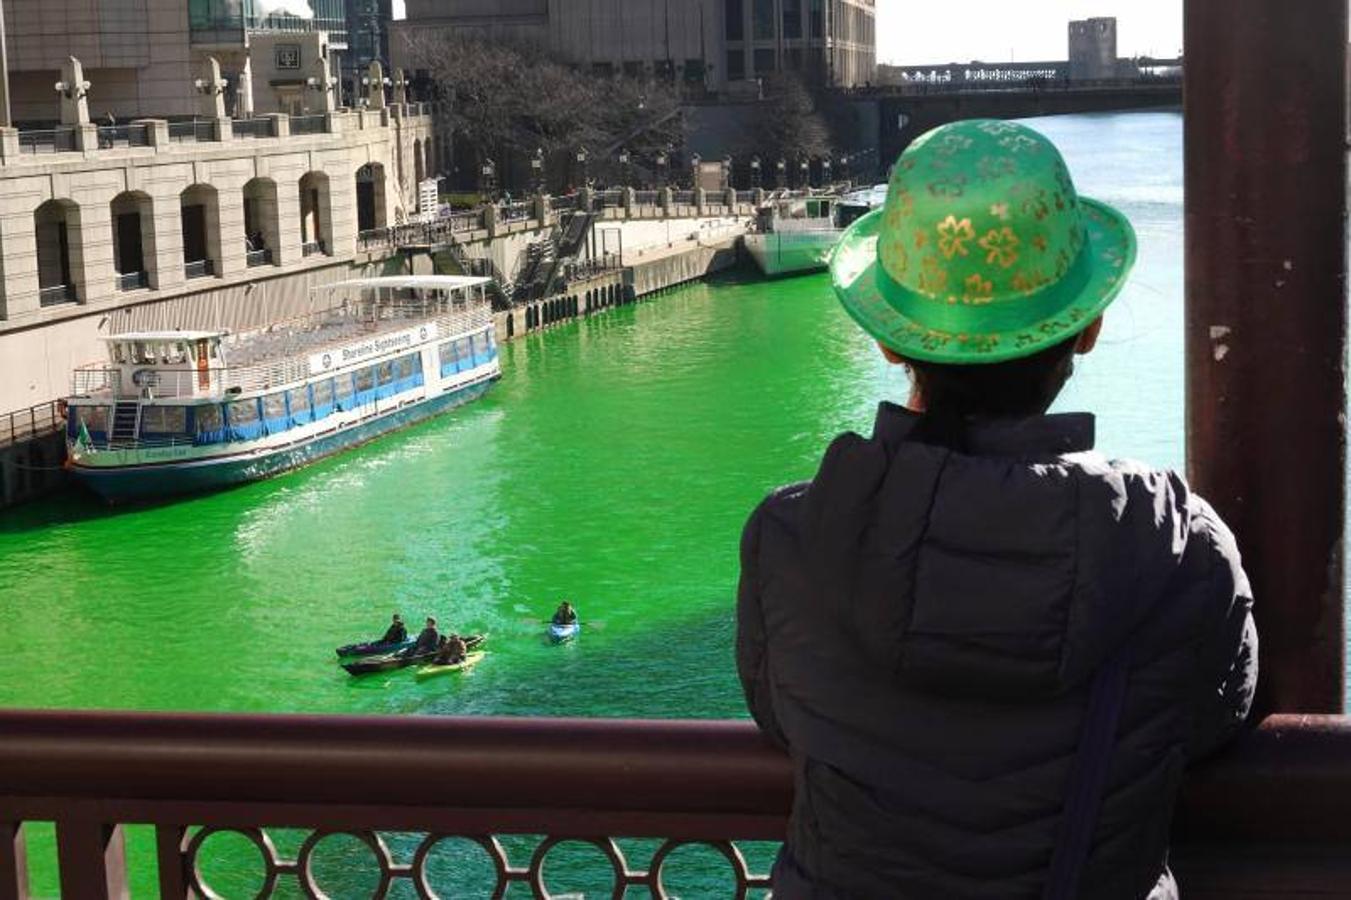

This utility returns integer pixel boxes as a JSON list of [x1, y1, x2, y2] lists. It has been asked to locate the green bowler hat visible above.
[[830, 119, 1137, 364]]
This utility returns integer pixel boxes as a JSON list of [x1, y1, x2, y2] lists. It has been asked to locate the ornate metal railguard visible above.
[[3, 711, 1345, 898], [0, 712, 790, 900]]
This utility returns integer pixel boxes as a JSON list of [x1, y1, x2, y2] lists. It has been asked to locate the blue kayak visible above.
[[335, 638, 415, 659], [548, 621, 580, 643]]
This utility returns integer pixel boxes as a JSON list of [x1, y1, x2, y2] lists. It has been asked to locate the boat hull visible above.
[[744, 230, 841, 277], [69, 377, 497, 503]]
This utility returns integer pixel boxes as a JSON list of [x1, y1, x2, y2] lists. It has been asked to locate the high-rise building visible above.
[[1068, 17, 1119, 81], [344, 0, 394, 90], [3, 0, 352, 122], [390, 0, 877, 93]]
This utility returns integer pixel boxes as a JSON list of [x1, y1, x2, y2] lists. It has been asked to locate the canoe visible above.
[[414, 651, 486, 681], [342, 634, 486, 676], [335, 638, 415, 659], [548, 621, 580, 643]]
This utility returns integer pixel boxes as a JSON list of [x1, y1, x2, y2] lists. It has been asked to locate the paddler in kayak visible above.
[[551, 601, 578, 626], [404, 616, 440, 656], [381, 614, 408, 644], [433, 633, 468, 665]]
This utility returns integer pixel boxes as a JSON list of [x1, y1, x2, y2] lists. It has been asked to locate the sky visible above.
[[875, 0, 1183, 65], [389, 1, 1181, 66]]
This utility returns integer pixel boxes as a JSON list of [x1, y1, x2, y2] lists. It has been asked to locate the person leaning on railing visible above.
[[736, 120, 1257, 900]]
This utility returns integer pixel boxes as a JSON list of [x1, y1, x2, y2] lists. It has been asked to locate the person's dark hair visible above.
[[903, 333, 1080, 450]]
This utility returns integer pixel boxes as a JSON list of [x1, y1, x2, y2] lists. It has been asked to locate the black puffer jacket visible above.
[[737, 404, 1256, 900]]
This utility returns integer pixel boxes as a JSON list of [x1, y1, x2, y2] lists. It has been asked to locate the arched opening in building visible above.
[[356, 163, 387, 235], [109, 191, 155, 291], [242, 178, 280, 267], [33, 199, 83, 306], [299, 171, 333, 257], [413, 139, 425, 187], [180, 184, 220, 279], [506, 313, 514, 338]]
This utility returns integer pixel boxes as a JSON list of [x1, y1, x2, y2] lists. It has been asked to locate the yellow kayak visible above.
[[414, 651, 485, 681]]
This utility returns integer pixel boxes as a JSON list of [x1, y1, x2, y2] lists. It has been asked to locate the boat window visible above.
[[196, 404, 224, 434], [228, 398, 260, 424], [485, 329, 496, 351], [132, 342, 155, 365], [76, 405, 110, 433], [165, 343, 189, 365], [438, 340, 455, 368], [376, 361, 395, 386], [396, 354, 416, 380], [312, 380, 334, 407], [112, 344, 126, 365], [262, 393, 287, 421], [141, 406, 188, 434], [334, 374, 354, 403], [355, 367, 375, 392], [288, 386, 311, 413]]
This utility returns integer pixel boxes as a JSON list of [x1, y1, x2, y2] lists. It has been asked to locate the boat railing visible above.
[[70, 306, 493, 400], [0, 709, 1343, 899]]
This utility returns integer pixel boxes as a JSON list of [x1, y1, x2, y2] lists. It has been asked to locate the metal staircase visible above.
[[110, 401, 140, 448]]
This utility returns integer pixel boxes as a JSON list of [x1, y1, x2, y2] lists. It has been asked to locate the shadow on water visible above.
[[0, 401, 495, 536]]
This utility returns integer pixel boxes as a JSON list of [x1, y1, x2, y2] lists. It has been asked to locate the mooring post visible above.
[[1184, 0, 1348, 713]]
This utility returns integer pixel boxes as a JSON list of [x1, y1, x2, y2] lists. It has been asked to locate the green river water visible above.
[[0, 111, 1185, 896]]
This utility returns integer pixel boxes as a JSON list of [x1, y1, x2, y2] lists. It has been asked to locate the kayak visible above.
[[414, 651, 486, 681], [342, 634, 486, 676], [549, 621, 580, 643], [335, 638, 415, 659]]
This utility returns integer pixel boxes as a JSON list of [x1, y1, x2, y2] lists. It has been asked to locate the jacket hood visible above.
[[799, 404, 1193, 699]]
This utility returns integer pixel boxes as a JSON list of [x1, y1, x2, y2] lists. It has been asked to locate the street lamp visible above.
[[690, 152, 701, 190], [822, 157, 832, 187], [750, 155, 761, 190], [194, 76, 227, 96], [656, 148, 670, 188], [839, 154, 850, 185], [531, 148, 545, 194], [479, 159, 497, 199], [775, 158, 786, 190], [799, 157, 810, 189], [575, 146, 589, 189], [617, 148, 631, 188], [54, 78, 90, 100]]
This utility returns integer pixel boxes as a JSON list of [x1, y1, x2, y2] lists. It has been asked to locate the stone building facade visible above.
[[0, 107, 435, 412], [391, 0, 877, 93]]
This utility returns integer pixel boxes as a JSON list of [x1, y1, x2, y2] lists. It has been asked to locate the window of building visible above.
[[783, 0, 803, 39], [810, 0, 824, 38], [654, 60, 675, 82], [623, 61, 645, 79], [727, 49, 745, 81], [754, 48, 777, 76], [753, 0, 775, 39], [684, 59, 705, 83], [725, 0, 744, 41], [592, 62, 614, 78]]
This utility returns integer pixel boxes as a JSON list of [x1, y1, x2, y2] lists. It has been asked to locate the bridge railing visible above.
[[0, 400, 64, 450], [0, 711, 1349, 898]]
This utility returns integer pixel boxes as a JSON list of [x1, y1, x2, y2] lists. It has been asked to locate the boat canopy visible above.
[[316, 276, 492, 293], [101, 330, 229, 342]]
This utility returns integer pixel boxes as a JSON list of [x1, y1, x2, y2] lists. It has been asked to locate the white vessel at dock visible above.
[[744, 191, 880, 277], [64, 276, 500, 503]]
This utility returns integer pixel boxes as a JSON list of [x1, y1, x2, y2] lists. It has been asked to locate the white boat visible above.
[[743, 191, 880, 277], [64, 275, 500, 503]]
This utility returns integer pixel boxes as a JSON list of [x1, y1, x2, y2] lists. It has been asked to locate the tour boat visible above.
[[64, 275, 501, 503], [744, 190, 881, 277]]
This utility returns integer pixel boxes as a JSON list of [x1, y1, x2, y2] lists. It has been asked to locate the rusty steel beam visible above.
[[1184, 0, 1348, 714]]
